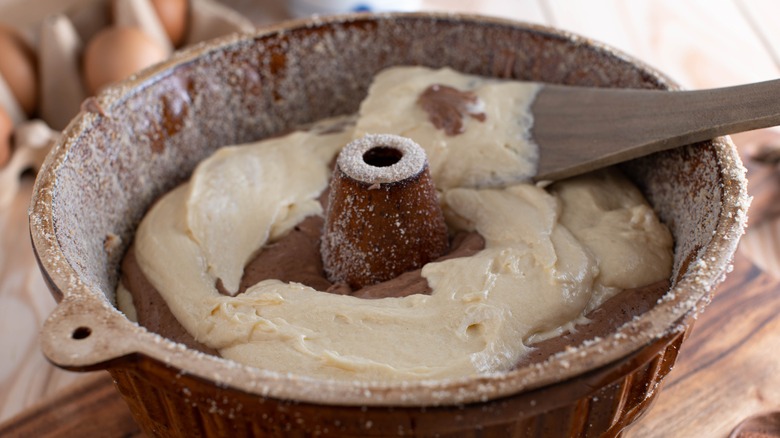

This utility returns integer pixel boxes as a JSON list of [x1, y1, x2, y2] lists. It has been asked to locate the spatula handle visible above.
[[532, 79, 780, 180]]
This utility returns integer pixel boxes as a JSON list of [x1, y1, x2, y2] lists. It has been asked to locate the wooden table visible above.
[[2, 1, 780, 436]]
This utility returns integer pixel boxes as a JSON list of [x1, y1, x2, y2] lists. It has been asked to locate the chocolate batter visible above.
[[121, 219, 485, 354], [121, 233, 669, 362], [417, 84, 487, 136], [118, 67, 673, 378]]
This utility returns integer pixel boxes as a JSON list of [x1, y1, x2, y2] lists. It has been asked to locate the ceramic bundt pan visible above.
[[30, 13, 748, 437]]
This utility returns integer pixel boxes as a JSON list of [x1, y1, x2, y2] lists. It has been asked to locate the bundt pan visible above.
[[30, 13, 748, 437]]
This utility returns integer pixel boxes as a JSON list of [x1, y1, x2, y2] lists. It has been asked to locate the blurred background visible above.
[[1, 1, 779, 437]]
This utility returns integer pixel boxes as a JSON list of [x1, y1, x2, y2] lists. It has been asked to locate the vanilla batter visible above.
[[120, 66, 673, 381]]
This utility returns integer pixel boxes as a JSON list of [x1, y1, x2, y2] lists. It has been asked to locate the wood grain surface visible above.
[[0, 372, 142, 438], [1, 1, 780, 437]]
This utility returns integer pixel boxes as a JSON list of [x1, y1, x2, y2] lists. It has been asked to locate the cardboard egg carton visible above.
[[0, 0, 254, 206]]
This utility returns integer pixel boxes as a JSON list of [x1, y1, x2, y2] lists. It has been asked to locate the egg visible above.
[[0, 27, 38, 116], [82, 26, 167, 95], [0, 106, 12, 168], [150, 0, 189, 47]]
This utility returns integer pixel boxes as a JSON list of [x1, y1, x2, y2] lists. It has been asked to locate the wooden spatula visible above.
[[531, 79, 780, 181]]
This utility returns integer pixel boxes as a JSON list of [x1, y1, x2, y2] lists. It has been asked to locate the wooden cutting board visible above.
[[0, 373, 143, 438]]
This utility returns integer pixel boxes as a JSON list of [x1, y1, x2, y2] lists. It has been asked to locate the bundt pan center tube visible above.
[[322, 134, 449, 289], [29, 12, 748, 437]]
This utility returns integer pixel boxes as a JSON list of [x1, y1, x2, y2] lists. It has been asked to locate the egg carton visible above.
[[0, 0, 254, 207]]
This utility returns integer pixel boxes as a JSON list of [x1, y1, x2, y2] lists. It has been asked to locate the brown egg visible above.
[[0, 106, 12, 168], [150, 0, 189, 47], [82, 26, 167, 95], [0, 27, 38, 116]]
